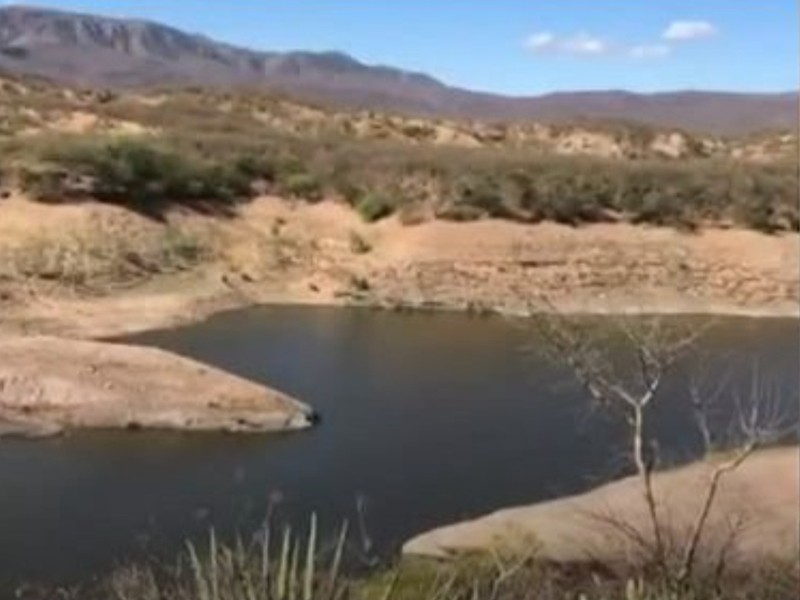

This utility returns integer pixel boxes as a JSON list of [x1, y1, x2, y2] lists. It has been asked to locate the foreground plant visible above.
[[92, 515, 346, 600], [39, 515, 797, 600]]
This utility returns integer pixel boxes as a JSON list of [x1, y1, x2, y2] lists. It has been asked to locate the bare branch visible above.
[[530, 312, 710, 573], [525, 306, 796, 587], [688, 358, 732, 455], [678, 441, 757, 584], [679, 366, 795, 584]]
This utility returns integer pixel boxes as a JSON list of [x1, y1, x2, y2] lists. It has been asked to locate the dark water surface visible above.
[[0, 308, 797, 591]]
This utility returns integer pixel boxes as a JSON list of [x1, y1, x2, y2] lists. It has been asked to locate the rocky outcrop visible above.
[[0, 336, 315, 437], [404, 448, 799, 568]]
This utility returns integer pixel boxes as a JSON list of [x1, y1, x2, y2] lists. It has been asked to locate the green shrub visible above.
[[233, 153, 276, 182], [356, 191, 393, 222], [738, 200, 778, 233], [453, 175, 504, 214], [19, 167, 73, 202], [3, 88, 794, 234], [279, 172, 323, 200], [33, 136, 252, 213]]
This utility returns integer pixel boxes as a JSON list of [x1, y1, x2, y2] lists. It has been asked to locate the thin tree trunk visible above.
[[678, 446, 755, 583], [633, 406, 664, 569]]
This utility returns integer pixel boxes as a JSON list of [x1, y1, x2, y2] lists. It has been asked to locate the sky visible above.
[[19, 1, 800, 95]]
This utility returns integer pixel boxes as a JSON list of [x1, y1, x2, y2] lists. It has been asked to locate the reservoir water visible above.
[[0, 307, 796, 591]]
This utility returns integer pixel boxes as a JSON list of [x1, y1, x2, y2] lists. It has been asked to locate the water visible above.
[[0, 308, 796, 591]]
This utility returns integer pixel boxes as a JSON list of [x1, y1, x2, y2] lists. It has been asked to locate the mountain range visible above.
[[0, 4, 796, 134]]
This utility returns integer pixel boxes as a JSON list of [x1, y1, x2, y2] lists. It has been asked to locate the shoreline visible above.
[[1, 197, 797, 340], [1, 275, 797, 342]]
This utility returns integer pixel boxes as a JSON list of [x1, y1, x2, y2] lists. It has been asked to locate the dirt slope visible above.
[[0, 197, 797, 339]]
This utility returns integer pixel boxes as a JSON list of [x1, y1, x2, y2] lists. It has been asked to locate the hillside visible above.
[[0, 64, 796, 338], [0, 70, 793, 162], [0, 5, 795, 134], [0, 71, 795, 235], [0, 69, 796, 327]]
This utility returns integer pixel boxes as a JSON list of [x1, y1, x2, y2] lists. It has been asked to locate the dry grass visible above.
[[35, 525, 798, 600], [0, 210, 210, 292]]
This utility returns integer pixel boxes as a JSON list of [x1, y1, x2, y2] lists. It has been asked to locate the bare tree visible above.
[[530, 308, 794, 587], [677, 370, 794, 584], [533, 312, 705, 571]]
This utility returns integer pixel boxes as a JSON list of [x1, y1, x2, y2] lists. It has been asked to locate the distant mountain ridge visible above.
[[0, 4, 796, 134]]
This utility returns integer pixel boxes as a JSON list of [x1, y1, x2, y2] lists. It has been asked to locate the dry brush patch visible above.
[[0, 207, 211, 294], [0, 73, 796, 234]]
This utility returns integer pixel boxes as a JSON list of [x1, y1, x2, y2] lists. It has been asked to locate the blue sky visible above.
[[22, 1, 800, 95]]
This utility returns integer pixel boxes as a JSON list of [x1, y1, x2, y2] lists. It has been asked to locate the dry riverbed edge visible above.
[[1, 264, 798, 342], [0, 197, 797, 438], [0, 196, 798, 340]]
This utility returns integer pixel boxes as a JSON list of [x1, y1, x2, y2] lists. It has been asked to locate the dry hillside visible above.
[[0, 74, 796, 336], [0, 73, 794, 161]]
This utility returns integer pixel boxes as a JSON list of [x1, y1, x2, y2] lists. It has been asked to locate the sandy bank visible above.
[[0, 197, 797, 340], [0, 335, 316, 437], [403, 447, 799, 568]]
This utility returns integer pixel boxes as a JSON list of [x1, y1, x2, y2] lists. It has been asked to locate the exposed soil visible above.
[[1, 196, 796, 339]]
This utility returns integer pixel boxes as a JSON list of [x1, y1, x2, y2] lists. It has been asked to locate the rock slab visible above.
[[0, 336, 315, 436], [404, 448, 799, 568]]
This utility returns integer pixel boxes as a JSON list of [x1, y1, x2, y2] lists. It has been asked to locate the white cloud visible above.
[[629, 44, 672, 59], [563, 34, 611, 56], [524, 22, 718, 61], [524, 31, 612, 57], [663, 20, 718, 41], [525, 32, 557, 51]]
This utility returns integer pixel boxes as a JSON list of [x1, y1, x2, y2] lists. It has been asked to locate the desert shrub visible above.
[[435, 202, 485, 222], [348, 230, 372, 254], [397, 202, 428, 226], [333, 178, 362, 204], [279, 171, 323, 200], [735, 164, 799, 233], [18, 167, 76, 202], [355, 191, 393, 222], [30, 136, 252, 214], [737, 199, 778, 233], [630, 190, 691, 228], [2, 80, 794, 233], [232, 153, 277, 182], [451, 174, 504, 214]]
